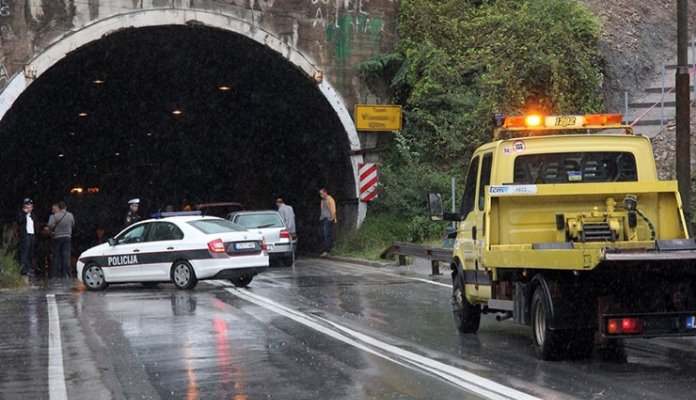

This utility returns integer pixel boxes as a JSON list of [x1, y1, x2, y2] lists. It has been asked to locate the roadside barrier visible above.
[[382, 242, 451, 276]]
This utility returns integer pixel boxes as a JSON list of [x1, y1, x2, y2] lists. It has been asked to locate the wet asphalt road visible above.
[[1, 258, 696, 400]]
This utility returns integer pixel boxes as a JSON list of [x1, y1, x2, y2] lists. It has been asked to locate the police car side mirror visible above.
[[108, 237, 116, 247]]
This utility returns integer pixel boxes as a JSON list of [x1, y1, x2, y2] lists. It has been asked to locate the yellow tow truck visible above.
[[428, 113, 696, 360]]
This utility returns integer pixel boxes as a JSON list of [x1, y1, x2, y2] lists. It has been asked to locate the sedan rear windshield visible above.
[[188, 219, 246, 234], [234, 213, 284, 229], [513, 152, 637, 184]]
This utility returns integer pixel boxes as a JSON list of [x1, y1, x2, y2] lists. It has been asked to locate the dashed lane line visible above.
[[46, 294, 68, 400], [214, 281, 540, 400]]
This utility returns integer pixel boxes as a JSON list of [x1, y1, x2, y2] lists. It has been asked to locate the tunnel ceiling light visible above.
[[69, 132, 76, 136], [93, 78, 105, 84], [172, 108, 183, 116], [78, 112, 88, 117], [58, 153, 64, 158], [218, 84, 231, 91], [114, 152, 120, 156], [146, 132, 153, 137]]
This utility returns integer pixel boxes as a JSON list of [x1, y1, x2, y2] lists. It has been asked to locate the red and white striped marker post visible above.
[[359, 163, 379, 202]]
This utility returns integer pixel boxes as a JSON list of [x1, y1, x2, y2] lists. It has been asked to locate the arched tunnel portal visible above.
[[0, 13, 364, 254]]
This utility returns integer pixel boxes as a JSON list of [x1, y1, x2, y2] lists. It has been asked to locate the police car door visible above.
[[102, 223, 150, 282], [140, 221, 185, 281]]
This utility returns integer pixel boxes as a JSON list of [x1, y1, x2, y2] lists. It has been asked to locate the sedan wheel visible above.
[[172, 260, 198, 290], [83, 264, 107, 291], [231, 275, 253, 287]]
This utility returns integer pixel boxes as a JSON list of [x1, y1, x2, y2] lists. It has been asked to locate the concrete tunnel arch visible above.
[[0, 8, 367, 249]]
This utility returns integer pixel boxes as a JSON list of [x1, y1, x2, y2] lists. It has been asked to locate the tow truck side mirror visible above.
[[429, 193, 464, 222], [108, 237, 116, 247], [428, 193, 445, 221]]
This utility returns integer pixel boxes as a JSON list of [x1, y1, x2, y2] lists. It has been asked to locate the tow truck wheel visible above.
[[452, 275, 481, 333], [531, 286, 565, 360], [172, 260, 198, 290]]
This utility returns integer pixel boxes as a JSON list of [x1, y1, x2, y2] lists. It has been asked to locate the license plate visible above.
[[234, 242, 256, 250]]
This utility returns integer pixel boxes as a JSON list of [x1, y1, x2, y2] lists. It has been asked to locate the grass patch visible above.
[[334, 211, 447, 261], [0, 226, 26, 289]]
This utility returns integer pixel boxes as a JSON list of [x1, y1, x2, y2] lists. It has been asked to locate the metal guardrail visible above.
[[382, 242, 452, 275]]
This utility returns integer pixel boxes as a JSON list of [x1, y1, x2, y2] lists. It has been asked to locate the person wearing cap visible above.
[[125, 198, 141, 227], [17, 198, 36, 282], [275, 198, 296, 236]]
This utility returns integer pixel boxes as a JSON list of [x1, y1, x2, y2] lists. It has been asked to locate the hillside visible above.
[[579, 0, 695, 111]]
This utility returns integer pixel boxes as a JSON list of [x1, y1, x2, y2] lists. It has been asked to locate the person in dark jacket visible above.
[[17, 198, 36, 283]]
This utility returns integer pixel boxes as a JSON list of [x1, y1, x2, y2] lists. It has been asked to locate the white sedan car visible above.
[[77, 216, 268, 290]]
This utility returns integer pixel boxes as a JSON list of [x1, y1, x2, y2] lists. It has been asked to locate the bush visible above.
[[334, 211, 447, 260], [0, 225, 25, 288]]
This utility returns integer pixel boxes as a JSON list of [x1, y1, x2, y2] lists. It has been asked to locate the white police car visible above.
[[76, 215, 268, 290]]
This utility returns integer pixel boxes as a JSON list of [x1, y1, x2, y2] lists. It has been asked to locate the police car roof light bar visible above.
[[151, 211, 203, 219]]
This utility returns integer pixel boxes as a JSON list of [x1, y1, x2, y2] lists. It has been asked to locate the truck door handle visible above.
[[132, 249, 140, 253], [472, 226, 477, 241], [167, 247, 175, 250]]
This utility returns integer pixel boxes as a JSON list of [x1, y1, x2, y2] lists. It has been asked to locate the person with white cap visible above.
[[17, 198, 36, 283], [125, 198, 141, 227]]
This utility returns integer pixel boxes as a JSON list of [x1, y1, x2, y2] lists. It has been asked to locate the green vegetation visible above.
[[340, 0, 604, 259], [334, 211, 447, 260], [0, 225, 25, 289]]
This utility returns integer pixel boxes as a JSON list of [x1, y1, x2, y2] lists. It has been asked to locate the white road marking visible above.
[[216, 282, 540, 400], [46, 294, 68, 400]]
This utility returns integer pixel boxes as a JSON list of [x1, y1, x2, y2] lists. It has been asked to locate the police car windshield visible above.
[[188, 219, 246, 234]]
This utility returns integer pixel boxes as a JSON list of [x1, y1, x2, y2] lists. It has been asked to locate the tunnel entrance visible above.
[[0, 24, 358, 254]]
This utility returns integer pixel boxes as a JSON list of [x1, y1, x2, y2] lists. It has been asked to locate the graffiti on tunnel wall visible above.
[[0, 0, 397, 107], [0, 0, 10, 17]]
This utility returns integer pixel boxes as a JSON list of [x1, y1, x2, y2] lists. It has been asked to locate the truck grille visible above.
[[580, 223, 616, 242]]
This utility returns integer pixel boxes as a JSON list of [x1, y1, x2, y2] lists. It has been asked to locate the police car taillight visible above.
[[208, 238, 226, 253], [262, 240, 268, 251], [280, 229, 290, 239]]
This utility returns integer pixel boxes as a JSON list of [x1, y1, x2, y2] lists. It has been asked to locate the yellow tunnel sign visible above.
[[354, 105, 402, 131]]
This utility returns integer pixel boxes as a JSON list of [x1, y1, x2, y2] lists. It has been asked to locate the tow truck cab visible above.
[[429, 113, 696, 360]]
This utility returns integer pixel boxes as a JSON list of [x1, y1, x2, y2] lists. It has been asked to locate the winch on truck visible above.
[[428, 113, 696, 360]]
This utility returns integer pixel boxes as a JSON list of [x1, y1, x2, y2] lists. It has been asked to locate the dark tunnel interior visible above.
[[0, 25, 355, 254]]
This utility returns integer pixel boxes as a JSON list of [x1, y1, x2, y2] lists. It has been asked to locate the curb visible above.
[[317, 255, 394, 269]]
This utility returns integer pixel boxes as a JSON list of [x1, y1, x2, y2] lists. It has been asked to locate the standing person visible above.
[[275, 198, 296, 237], [125, 198, 141, 227], [17, 198, 35, 283], [47, 202, 75, 279], [318, 188, 337, 257]]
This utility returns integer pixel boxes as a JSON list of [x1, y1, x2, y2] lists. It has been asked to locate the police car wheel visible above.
[[83, 264, 107, 291], [172, 261, 198, 290], [231, 275, 253, 287]]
